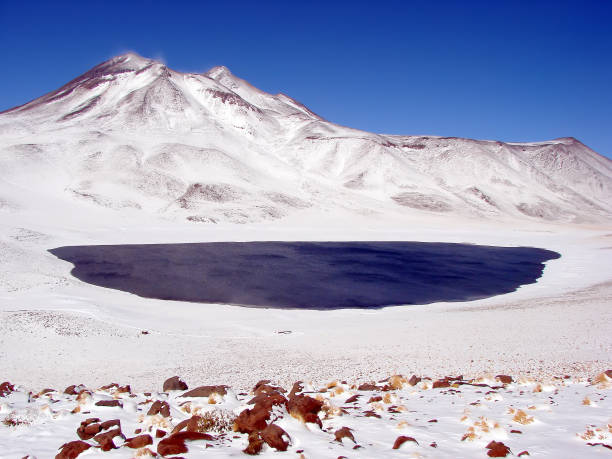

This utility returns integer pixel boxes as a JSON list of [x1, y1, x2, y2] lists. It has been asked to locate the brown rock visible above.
[[0, 381, 15, 397], [233, 405, 273, 433], [486, 440, 511, 457], [288, 381, 303, 398], [287, 394, 323, 427], [368, 396, 383, 403], [357, 383, 379, 391], [156, 429, 167, 438], [334, 427, 355, 443], [148, 400, 171, 417], [163, 376, 188, 392], [247, 392, 287, 408], [432, 380, 451, 389], [253, 382, 286, 396], [243, 432, 264, 455], [408, 375, 421, 386], [125, 434, 153, 448], [261, 423, 290, 451], [393, 436, 419, 449], [344, 394, 360, 403], [518, 452, 530, 457], [495, 375, 513, 384], [55, 441, 91, 459], [181, 385, 228, 398], [100, 383, 119, 391], [93, 427, 124, 451], [95, 399, 122, 408], [76, 418, 101, 440], [100, 419, 121, 430], [157, 431, 214, 456]]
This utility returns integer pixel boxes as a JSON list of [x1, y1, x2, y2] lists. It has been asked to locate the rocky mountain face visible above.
[[1, 53, 611, 224]]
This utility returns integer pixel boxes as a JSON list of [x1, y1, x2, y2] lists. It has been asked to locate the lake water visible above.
[[49, 241, 560, 309]]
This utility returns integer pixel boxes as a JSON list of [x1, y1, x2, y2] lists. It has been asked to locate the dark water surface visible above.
[[49, 242, 560, 309]]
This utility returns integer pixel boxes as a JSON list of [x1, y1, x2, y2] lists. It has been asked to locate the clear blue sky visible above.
[[1, 0, 610, 158]]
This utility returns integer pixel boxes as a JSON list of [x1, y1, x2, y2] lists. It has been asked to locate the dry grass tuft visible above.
[[512, 409, 534, 425], [388, 375, 407, 390], [191, 410, 236, 433]]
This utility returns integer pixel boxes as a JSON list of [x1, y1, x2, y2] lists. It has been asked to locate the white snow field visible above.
[[0, 53, 611, 457]]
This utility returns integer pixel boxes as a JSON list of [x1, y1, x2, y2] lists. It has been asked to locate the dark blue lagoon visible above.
[[49, 242, 560, 309]]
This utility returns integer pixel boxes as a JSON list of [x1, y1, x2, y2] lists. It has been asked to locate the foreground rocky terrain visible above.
[[1, 372, 611, 458]]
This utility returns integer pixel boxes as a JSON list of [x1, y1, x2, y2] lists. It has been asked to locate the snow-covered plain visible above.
[[0, 53, 611, 457]]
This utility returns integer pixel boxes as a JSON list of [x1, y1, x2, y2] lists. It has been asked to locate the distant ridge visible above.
[[1, 52, 611, 224]]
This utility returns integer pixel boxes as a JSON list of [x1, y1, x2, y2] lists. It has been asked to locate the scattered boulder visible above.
[[157, 431, 214, 456], [243, 432, 264, 455], [496, 375, 513, 384], [93, 427, 124, 451], [124, 434, 153, 448], [344, 394, 360, 403], [0, 381, 15, 397], [76, 418, 101, 440], [181, 385, 228, 398], [261, 423, 290, 451], [486, 440, 511, 457], [95, 399, 123, 408], [334, 427, 355, 443], [408, 375, 421, 386], [234, 405, 274, 434], [147, 400, 171, 417], [287, 394, 323, 427], [518, 452, 530, 457], [432, 379, 451, 389], [357, 383, 379, 391], [163, 376, 188, 392], [101, 419, 121, 430], [288, 381, 303, 398], [55, 441, 91, 459], [393, 436, 419, 449]]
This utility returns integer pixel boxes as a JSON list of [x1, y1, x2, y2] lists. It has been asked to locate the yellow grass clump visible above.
[[388, 375, 407, 390]]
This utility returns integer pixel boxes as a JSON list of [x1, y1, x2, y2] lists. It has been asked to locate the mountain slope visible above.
[[1, 52, 611, 224]]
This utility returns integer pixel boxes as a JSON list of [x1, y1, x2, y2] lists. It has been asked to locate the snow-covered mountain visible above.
[[1, 52, 611, 224]]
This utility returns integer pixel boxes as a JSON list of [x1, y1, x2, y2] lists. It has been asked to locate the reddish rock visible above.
[[511, 429, 522, 434], [171, 418, 191, 435], [100, 383, 119, 391], [495, 375, 513, 384], [125, 434, 153, 448], [100, 419, 121, 430], [408, 375, 421, 386], [76, 418, 101, 440], [288, 381, 303, 398], [287, 394, 323, 427], [344, 394, 360, 403], [163, 376, 188, 392], [253, 382, 286, 396], [63, 384, 86, 395], [486, 440, 511, 457], [357, 383, 379, 391], [148, 400, 171, 417], [261, 423, 290, 451], [334, 427, 355, 443], [157, 432, 214, 456], [117, 385, 131, 394], [0, 381, 15, 397], [432, 380, 451, 389], [233, 405, 273, 433], [55, 441, 91, 459], [243, 432, 264, 455], [364, 410, 382, 418], [156, 429, 167, 438], [181, 385, 228, 398], [518, 452, 530, 457], [247, 392, 287, 408], [93, 427, 124, 451], [393, 436, 419, 449], [368, 395, 383, 403], [95, 399, 122, 408]]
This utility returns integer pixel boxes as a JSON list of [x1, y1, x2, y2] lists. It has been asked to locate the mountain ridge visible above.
[[0, 53, 611, 225]]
